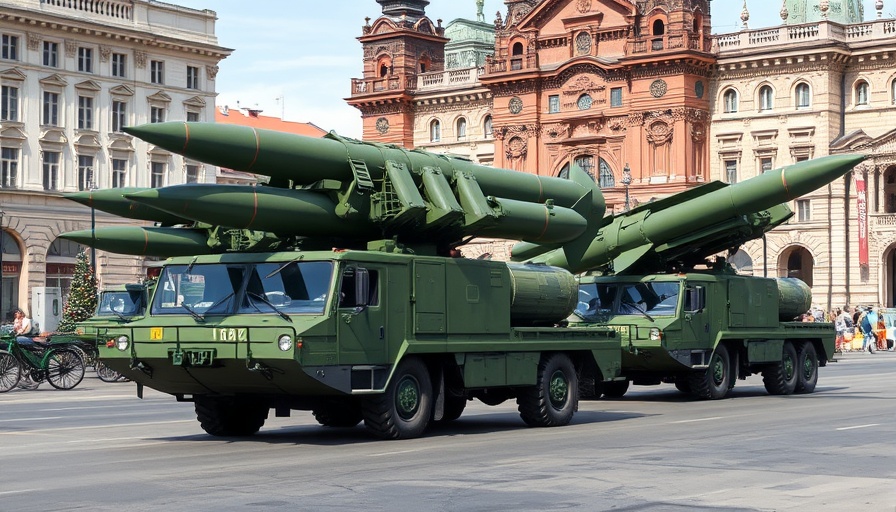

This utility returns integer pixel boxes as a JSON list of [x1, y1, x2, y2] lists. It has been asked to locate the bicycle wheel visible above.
[[95, 360, 124, 383], [46, 348, 85, 390], [0, 350, 21, 393]]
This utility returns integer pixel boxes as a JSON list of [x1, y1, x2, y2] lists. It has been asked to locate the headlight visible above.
[[649, 328, 662, 341], [116, 335, 129, 351], [278, 334, 293, 351]]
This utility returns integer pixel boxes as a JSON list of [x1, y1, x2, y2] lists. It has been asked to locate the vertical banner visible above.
[[856, 175, 869, 267]]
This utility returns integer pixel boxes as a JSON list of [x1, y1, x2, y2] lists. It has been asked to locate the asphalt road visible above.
[[1, 352, 894, 512]]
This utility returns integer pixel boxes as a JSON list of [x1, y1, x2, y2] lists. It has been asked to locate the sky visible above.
[[170, 1, 890, 138]]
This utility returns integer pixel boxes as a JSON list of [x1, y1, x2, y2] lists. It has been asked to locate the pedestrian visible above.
[[834, 308, 854, 353], [859, 307, 878, 354]]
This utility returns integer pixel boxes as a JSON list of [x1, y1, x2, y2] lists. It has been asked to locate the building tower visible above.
[[480, 0, 715, 210], [347, 0, 448, 146]]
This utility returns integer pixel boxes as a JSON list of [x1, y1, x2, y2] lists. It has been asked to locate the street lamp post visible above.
[[621, 163, 632, 211]]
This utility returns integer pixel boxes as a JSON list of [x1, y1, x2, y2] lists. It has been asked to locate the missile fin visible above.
[[611, 245, 654, 275]]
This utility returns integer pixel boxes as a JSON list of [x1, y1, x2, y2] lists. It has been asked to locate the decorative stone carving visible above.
[[27, 32, 41, 51], [99, 45, 111, 62], [135, 51, 147, 69], [64, 40, 77, 58], [206, 65, 219, 79], [576, 0, 592, 13], [646, 121, 673, 145], [506, 136, 527, 159]]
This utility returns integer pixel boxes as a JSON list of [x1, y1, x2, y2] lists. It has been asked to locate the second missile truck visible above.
[[65, 122, 863, 437]]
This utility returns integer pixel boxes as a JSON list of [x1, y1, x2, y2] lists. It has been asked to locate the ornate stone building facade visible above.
[[0, 0, 230, 321], [714, 0, 896, 310]]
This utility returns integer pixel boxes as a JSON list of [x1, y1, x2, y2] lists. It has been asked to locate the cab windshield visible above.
[[577, 281, 681, 320], [96, 290, 144, 317], [151, 261, 334, 317]]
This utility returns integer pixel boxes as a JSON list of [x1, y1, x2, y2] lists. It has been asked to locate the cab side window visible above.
[[339, 267, 380, 307]]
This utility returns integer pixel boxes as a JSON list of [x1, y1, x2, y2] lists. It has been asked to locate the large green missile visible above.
[[122, 122, 602, 213], [123, 184, 590, 244], [65, 188, 192, 225], [518, 154, 866, 274], [60, 226, 215, 256]]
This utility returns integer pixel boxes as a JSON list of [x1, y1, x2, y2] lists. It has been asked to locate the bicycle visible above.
[[0, 334, 86, 392]]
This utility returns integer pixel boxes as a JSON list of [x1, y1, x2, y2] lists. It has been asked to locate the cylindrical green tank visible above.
[[776, 278, 812, 321], [507, 263, 578, 326]]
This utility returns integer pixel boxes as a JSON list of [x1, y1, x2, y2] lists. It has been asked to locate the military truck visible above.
[[568, 268, 832, 399], [97, 249, 621, 439]]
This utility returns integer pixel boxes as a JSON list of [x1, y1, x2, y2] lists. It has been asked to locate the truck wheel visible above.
[[517, 353, 578, 427], [688, 344, 731, 400], [602, 380, 629, 399], [795, 342, 819, 394], [312, 400, 363, 428], [436, 395, 467, 423], [195, 396, 269, 436], [362, 357, 432, 439], [762, 341, 798, 395]]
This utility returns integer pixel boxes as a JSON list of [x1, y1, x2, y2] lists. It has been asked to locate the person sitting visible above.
[[12, 308, 37, 346]]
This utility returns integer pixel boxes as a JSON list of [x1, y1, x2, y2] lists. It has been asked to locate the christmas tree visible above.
[[57, 250, 98, 333]]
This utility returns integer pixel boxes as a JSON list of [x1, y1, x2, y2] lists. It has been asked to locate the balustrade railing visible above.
[[40, 0, 133, 20]]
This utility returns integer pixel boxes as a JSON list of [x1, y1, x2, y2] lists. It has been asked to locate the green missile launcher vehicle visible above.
[[63, 122, 866, 438], [97, 249, 621, 439]]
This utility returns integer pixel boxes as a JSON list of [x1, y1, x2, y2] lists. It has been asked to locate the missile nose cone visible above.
[[780, 153, 867, 199], [123, 122, 188, 150]]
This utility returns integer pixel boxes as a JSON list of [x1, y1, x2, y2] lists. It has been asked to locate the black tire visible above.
[[795, 342, 819, 394], [763, 341, 799, 395], [312, 400, 363, 428], [517, 353, 578, 427], [46, 349, 85, 390], [673, 378, 691, 394], [0, 351, 21, 393], [689, 344, 731, 400], [436, 395, 467, 423], [95, 360, 124, 383], [362, 357, 432, 439], [602, 380, 630, 399], [194, 396, 269, 436]]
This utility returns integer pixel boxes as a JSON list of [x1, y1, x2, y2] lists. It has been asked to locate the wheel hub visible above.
[[548, 369, 569, 409], [396, 376, 420, 419]]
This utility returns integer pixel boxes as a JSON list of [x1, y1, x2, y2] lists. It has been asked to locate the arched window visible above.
[[380, 64, 389, 77], [483, 115, 493, 138], [429, 119, 441, 142], [574, 155, 594, 178], [419, 55, 431, 74], [456, 117, 467, 140], [652, 19, 665, 36], [856, 80, 869, 106], [783, 246, 814, 287], [511, 42, 524, 70], [723, 89, 738, 113], [759, 85, 774, 111], [795, 82, 811, 108], [885, 167, 896, 213], [891, 79, 896, 105], [598, 158, 615, 189]]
